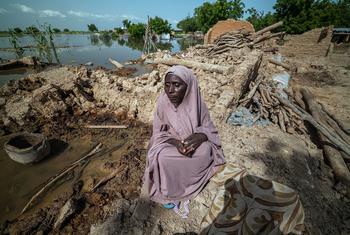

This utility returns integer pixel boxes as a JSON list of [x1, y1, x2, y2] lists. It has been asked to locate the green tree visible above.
[[13, 27, 23, 34], [273, 0, 314, 34], [194, 0, 245, 33], [87, 24, 98, 32], [63, 28, 70, 32], [177, 16, 198, 33], [246, 8, 276, 31], [122, 19, 131, 29], [52, 28, 61, 33], [335, 0, 350, 28], [273, 0, 350, 34], [311, 0, 350, 29], [128, 23, 146, 38], [149, 16, 171, 34]]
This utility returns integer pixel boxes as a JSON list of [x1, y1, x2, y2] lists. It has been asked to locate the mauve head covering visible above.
[[149, 65, 223, 151], [144, 65, 226, 204], [162, 65, 203, 132]]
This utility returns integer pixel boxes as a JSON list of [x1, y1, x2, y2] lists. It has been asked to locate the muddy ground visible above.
[[0, 38, 349, 234], [1, 122, 151, 234]]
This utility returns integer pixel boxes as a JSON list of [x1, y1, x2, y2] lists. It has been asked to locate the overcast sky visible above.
[[0, 0, 276, 31]]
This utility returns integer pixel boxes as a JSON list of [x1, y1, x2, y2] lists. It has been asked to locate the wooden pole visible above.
[[86, 125, 128, 129], [151, 58, 235, 75], [254, 21, 283, 37], [108, 58, 124, 69], [253, 32, 285, 44], [268, 58, 297, 72]]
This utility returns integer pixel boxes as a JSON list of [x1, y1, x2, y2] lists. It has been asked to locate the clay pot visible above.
[[4, 132, 50, 164]]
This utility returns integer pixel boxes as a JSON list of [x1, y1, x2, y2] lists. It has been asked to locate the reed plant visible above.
[[8, 28, 24, 59], [27, 23, 60, 64]]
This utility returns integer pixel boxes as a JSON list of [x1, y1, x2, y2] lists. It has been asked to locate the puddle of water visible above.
[[0, 67, 43, 86], [0, 134, 94, 222]]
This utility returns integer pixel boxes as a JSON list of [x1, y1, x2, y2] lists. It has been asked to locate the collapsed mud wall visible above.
[[279, 26, 333, 57]]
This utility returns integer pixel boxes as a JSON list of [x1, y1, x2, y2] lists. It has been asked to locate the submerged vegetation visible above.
[[6, 24, 60, 64], [46, 25, 60, 64], [27, 24, 61, 63], [8, 28, 24, 59]]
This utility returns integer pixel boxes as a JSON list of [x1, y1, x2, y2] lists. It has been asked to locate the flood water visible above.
[[0, 34, 202, 85]]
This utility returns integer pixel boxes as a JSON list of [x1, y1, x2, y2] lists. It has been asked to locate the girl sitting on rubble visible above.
[[143, 65, 225, 216]]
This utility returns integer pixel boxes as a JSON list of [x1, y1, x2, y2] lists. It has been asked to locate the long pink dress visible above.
[[144, 65, 226, 204]]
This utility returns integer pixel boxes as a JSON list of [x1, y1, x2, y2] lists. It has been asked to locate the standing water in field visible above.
[[0, 34, 202, 85]]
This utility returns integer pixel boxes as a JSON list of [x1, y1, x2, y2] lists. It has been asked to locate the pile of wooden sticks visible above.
[[206, 21, 285, 56], [238, 74, 307, 134]]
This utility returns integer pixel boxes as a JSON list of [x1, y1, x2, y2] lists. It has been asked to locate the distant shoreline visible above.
[[0, 31, 90, 37], [0, 45, 83, 51]]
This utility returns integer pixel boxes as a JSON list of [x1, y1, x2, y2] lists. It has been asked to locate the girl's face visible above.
[[164, 73, 187, 108]]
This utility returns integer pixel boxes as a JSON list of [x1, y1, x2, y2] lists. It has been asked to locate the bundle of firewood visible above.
[[238, 75, 350, 189], [237, 74, 307, 135], [206, 21, 285, 56]]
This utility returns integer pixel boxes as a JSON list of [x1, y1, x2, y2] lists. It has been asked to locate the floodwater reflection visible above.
[[0, 34, 203, 84]]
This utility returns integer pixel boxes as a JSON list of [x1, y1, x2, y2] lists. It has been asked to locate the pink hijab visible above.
[[144, 65, 226, 203], [148, 65, 224, 162]]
